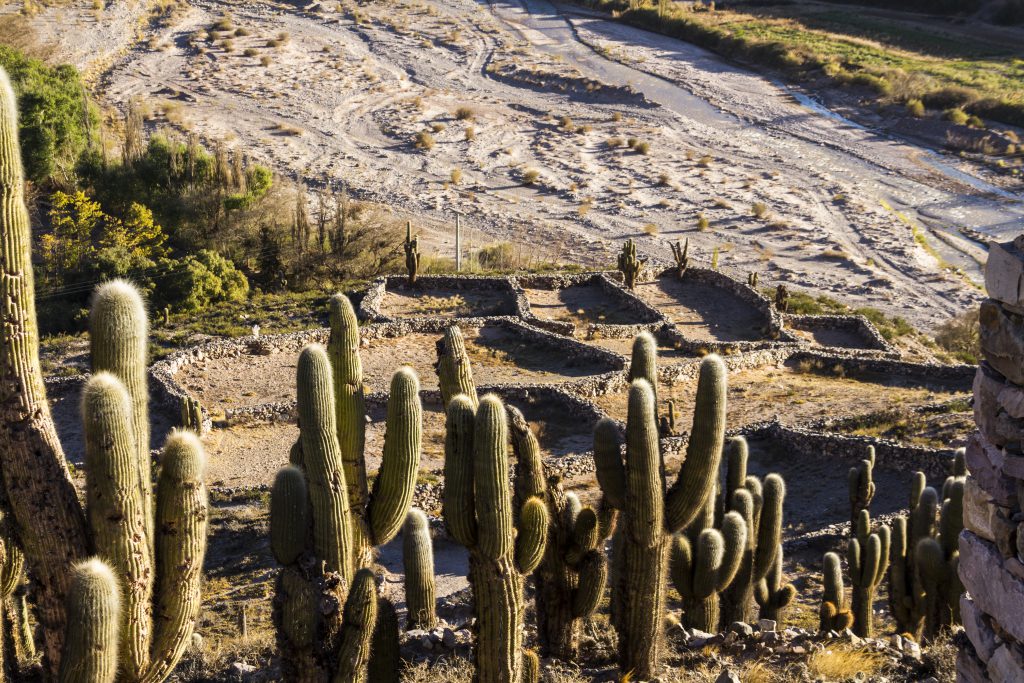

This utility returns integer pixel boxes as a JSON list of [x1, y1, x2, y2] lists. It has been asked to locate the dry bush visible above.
[[806, 646, 885, 681], [751, 202, 769, 219], [635, 141, 651, 154], [697, 212, 709, 230], [415, 130, 435, 150], [454, 106, 475, 120], [934, 308, 980, 363], [643, 223, 659, 235], [431, 122, 446, 133], [464, 126, 475, 141], [657, 172, 671, 186], [606, 136, 624, 148], [522, 168, 540, 185], [450, 168, 463, 184], [401, 657, 474, 683]]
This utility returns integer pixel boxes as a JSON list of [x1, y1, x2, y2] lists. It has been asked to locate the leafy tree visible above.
[[152, 249, 249, 312]]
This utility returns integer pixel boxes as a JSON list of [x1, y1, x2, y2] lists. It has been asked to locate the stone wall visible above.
[[959, 238, 1024, 682], [784, 313, 897, 355]]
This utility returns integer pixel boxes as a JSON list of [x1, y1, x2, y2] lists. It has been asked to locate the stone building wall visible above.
[[959, 238, 1024, 682]]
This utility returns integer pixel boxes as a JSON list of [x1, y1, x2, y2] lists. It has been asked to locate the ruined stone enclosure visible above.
[[46, 268, 973, 635]]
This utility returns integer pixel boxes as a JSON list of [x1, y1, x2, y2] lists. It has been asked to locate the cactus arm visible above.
[[724, 437, 748, 511], [565, 508, 599, 565], [270, 466, 309, 567], [297, 344, 355, 582], [715, 512, 747, 592], [368, 597, 400, 683], [474, 395, 515, 561], [367, 368, 421, 546], [572, 551, 607, 618], [403, 509, 437, 631], [752, 474, 785, 580], [81, 373, 153, 677], [333, 568, 378, 683], [436, 326, 477, 409], [327, 294, 368, 516], [593, 419, 625, 510], [90, 281, 152, 549], [442, 395, 476, 547], [0, 67, 89, 675], [665, 355, 727, 533], [515, 497, 548, 575], [508, 405, 546, 505], [624, 380, 664, 546], [143, 431, 209, 683], [58, 560, 121, 683], [628, 332, 658, 400]]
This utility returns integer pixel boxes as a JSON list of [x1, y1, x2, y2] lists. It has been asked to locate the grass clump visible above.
[[415, 130, 435, 150], [806, 646, 885, 681], [522, 168, 540, 185], [606, 136, 625, 148], [906, 98, 926, 117], [454, 106, 475, 120], [634, 140, 651, 154], [751, 202, 769, 219]]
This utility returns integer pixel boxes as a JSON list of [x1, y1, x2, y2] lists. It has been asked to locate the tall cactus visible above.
[[595, 346, 727, 679], [847, 510, 890, 637], [0, 66, 90, 671], [819, 552, 853, 632], [436, 325, 477, 409], [403, 509, 437, 630], [404, 221, 420, 286], [670, 503, 746, 633], [59, 559, 121, 683], [670, 238, 689, 279], [509, 406, 608, 660], [848, 447, 875, 531], [617, 238, 642, 290], [753, 543, 795, 624], [888, 475, 937, 639], [443, 394, 547, 683], [916, 477, 963, 640], [272, 333, 421, 681]]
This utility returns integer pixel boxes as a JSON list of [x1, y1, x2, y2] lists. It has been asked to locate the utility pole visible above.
[[455, 213, 462, 272]]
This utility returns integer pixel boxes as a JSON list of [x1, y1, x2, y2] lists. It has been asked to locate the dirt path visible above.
[[22, 0, 1008, 330]]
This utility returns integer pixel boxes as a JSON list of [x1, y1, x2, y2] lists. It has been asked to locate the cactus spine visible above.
[[59, 559, 121, 683], [847, 510, 890, 637], [403, 509, 437, 630], [273, 318, 421, 680], [819, 552, 854, 632], [509, 406, 608, 660], [848, 447, 875, 531], [436, 325, 477, 409], [443, 394, 548, 682], [753, 543, 795, 623], [596, 344, 727, 679], [670, 505, 746, 633], [617, 238, 642, 290]]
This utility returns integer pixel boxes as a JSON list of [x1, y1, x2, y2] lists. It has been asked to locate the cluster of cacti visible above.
[[180, 395, 203, 433], [849, 447, 876, 530], [774, 284, 789, 313], [402, 509, 437, 631], [887, 452, 965, 642], [270, 293, 421, 680], [746, 272, 759, 288], [594, 335, 727, 678], [670, 497, 746, 633], [670, 238, 689, 279], [717, 439, 789, 630], [436, 325, 477, 409], [618, 238, 642, 290], [847, 510, 890, 637], [819, 552, 854, 632], [404, 221, 420, 285], [443, 393, 548, 682], [509, 405, 609, 660]]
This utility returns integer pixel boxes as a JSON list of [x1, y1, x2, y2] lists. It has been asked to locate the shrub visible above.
[[454, 106, 474, 120], [415, 130, 435, 150], [752, 202, 769, 219], [944, 108, 969, 125], [522, 169, 540, 185], [697, 154, 712, 167], [626, 137, 638, 148], [464, 126, 475, 141], [431, 122, 446, 133], [906, 99, 926, 117], [934, 308, 980, 363], [450, 168, 462, 184], [244, 47, 259, 57], [606, 136, 624, 148], [657, 172, 670, 186], [152, 249, 249, 313], [634, 141, 650, 154], [477, 242, 514, 270], [261, 56, 272, 67], [697, 212, 709, 230], [558, 115, 573, 129]]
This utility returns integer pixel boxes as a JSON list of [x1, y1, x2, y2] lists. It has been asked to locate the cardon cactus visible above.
[[819, 552, 854, 632], [509, 405, 608, 660], [404, 221, 420, 285], [618, 238, 642, 290], [847, 510, 890, 637], [436, 325, 478, 409], [848, 447, 875, 530], [916, 477, 963, 639], [443, 393, 548, 683], [271, 327, 421, 681], [670, 502, 746, 633], [753, 543, 795, 623], [0, 510, 25, 676], [595, 348, 727, 679], [59, 559, 121, 683], [670, 238, 689, 279], [179, 396, 203, 433], [888, 475, 938, 640], [368, 597, 400, 683], [403, 509, 437, 630]]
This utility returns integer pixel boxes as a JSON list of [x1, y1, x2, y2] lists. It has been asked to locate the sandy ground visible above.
[[20, 0, 1019, 332], [524, 281, 655, 326], [634, 275, 768, 342], [382, 285, 516, 318]]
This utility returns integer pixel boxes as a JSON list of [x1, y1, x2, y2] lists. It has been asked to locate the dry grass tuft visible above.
[[806, 646, 886, 681]]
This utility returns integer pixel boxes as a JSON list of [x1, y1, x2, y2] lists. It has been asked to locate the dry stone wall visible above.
[[959, 237, 1024, 682]]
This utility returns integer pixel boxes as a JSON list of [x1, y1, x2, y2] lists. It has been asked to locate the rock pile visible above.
[[960, 237, 1024, 681]]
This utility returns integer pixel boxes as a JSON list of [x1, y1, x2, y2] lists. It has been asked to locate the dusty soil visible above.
[[523, 282, 653, 327], [590, 361, 971, 428], [789, 326, 876, 350], [634, 276, 767, 342], [382, 285, 516, 318], [586, 331, 700, 364]]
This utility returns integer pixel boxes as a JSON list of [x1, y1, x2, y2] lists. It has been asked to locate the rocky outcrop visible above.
[[959, 237, 1024, 682]]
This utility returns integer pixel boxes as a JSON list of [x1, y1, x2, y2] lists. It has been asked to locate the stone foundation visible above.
[[959, 237, 1024, 682]]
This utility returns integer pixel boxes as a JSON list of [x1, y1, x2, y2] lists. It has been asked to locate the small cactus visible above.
[[618, 238, 642, 290], [179, 396, 203, 433], [847, 510, 890, 637], [848, 447, 876, 531], [443, 394, 548, 682], [436, 325, 478, 409], [404, 221, 420, 285], [670, 506, 746, 633], [670, 238, 689, 279], [819, 552, 854, 632], [402, 509, 437, 630]]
